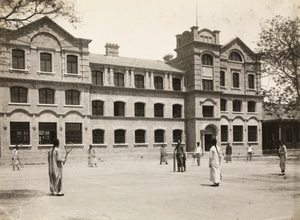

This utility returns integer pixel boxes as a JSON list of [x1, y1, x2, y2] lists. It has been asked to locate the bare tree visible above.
[[0, 0, 81, 29], [257, 15, 300, 118]]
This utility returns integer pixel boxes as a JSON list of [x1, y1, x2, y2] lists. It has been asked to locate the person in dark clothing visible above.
[[174, 140, 186, 172], [225, 143, 232, 163]]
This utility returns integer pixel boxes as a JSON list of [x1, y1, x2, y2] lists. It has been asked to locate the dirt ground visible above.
[[0, 155, 299, 220]]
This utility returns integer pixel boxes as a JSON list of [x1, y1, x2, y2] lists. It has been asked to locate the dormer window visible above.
[[229, 52, 242, 62]]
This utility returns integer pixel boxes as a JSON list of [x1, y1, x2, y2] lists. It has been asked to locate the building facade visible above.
[[0, 17, 263, 164]]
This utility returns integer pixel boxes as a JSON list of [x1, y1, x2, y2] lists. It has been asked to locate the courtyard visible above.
[[0, 155, 299, 220]]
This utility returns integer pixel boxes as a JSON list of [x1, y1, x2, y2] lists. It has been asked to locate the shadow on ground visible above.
[[0, 189, 44, 200]]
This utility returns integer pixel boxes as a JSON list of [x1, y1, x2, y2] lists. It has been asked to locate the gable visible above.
[[220, 38, 257, 62]]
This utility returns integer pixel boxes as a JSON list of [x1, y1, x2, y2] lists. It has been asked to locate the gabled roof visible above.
[[5, 16, 92, 43], [89, 53, 184, 73], [221, 37, 255, 58]]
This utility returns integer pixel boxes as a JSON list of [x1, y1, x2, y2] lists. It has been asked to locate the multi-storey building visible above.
[[0, 17, 262, 164]]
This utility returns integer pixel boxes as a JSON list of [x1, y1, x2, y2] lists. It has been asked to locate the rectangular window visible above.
[[248, 126, 257, 142], [115, 130, 125, 144], [233, 73, 239, 88], [233, 125, 243, 142], [220, 71, 225, 87], [39, 89, 54, 104], [221, 125, 228, 142], [114, 102, 125, 116], [67, 55, 78, 74], [10, 122, 30, 145], [154, 104, 164, 117], [135, 130, 145, 143], [93, 129, 104, 144], [135, 103, 145, 117], [155, 130, 164, 143], [39, 123, 57, 145], [12, 50, 25, 69], [202, 79, 213, 90], [11, 87, 27, 103], [203, 106, 214, 117], [173, 130, 182, 142], [248, 75, 255, 89], [65, 123, 82, 144], [40, 53, 52, 72], [220, 99, 227, 111]]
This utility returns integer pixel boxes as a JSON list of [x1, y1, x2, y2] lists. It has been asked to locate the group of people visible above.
[[11, 137, 288, 196]]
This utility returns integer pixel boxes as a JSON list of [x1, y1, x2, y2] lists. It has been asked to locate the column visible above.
[[103, 67, 108, 86], [164, 73, 168, 90], [182, 76, 186, 91], [110, 68, 114, 86], [130, 70, 135, 87], [169, 73, 173, 90], [145, 70, 149, 89], [150, 72, 154, 89], [125, 69, 129, 87]]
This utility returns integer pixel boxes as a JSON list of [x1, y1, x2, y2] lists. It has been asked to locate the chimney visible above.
[[105, 43, 119, 57]]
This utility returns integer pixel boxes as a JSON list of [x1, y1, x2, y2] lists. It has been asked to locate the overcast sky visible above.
[[57, 0, 299, 88], [58, 0, 299, 61]]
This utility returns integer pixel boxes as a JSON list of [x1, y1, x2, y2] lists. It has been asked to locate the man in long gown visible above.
[[12, 145, 20, 170], [174, 140, 185, 172], [48, 139, 65, 196], [209, 138, 221, 186], [278, 140, 287, 175]]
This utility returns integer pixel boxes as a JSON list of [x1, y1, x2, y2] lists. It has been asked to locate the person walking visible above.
[[12, 145, 20, 170], [160, 144, 168, 165], [194, 142, 203, 166], [246, 144, 253, 162], [48, 139, 65, 196], [174, 140, 185, 172], [209, 138, 221, 187], [225, 142, 232, 163], [278, 140, 287, 175], [88, 145, 97, 167]]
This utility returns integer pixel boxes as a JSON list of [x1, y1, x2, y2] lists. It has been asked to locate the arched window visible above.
[[93, 129, 104, 144], [134, 75, 144, 88], [154, 103, 164, 117], [172, 78, 181, 91], [233, 100, 241, 112], [92, 71, 103, 85], [114, 101, 125, 116], [135, 129, 146, 143], [39, 88, 54, 104], [92, 100, 104, 116], [220, 99, 227, 111], [10, 87, 27, 103], [67, 55, 78, 74], [40, 53, 52, 72], [248, 101, 256, 112], [173, 130, 182, 142], [115, 129, 125, 144], [154, 129, 164, 143], [12, 49, 25, 69], [229, 52, 242, 62], [173, 104, 182, 118], [135, 102, 145, 117], [202, 54, 213, 66], [65, 90, 80, 105], [114, 72, 124, 87], [154, 76, 163, 90]]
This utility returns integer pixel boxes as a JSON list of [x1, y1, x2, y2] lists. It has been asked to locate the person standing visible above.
[[12, 145, 20, 170], [246, 144, 253, 162], [194, 142, 203, 166], [88, 145, 97, 167], [225, 143, 232, 163], [209, 138, 221, 187], [160, 144, 168, 165], [48, 139, 65, 196], [174, 140, 185, 172], [278, 140, 287, 175]]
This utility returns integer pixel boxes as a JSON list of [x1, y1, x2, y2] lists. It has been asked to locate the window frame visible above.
[[154, 129, 165, 143], [247, 101, 256, 113], [65, 90, 80, 105], [114, 101, 125, 116], [233, 100, 242, 112], [202, 54, 213, 66], [65, 123, 82, 144], [154, 76, 163, 90], [221, 125, 228, 142], [12, 49, 25, 69], [10, 87, 27, 103], [39, 88, 54, 104], [220, 99, 227, 111], [172, 78, 181, 91], [66, 55, 78, 74], [92, 100, 104, 116], [134, 74, 144, 88], [232, 72, 240, 88], [40, 52, 52, 72], [92, 70, 103, 85], [203, 106, 214, 117], [93, 129, 104, 144], [135, 129, 146, 143], [154, 103, 164, 118], [202, 79, 213, 91], [114, 72, 125, 87], [172, 104, 182, 118], [39, 122, 57, 145], [229, 52, 243, 62], [220, 71, 225, 87], [115, 129, 126, 144], [135, 102, 145, 117], [248, 126, 257, 142], [248, 74, 255, 89], [173, 130, 182, 143], [10, 122, 30, 145], [233, 125, 243, 142]]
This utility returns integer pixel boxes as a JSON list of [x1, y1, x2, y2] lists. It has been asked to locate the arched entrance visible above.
[[200, 124, 218, 152]]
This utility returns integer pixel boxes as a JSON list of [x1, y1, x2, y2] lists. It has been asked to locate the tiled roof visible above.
[[89, 53, 184, 73]]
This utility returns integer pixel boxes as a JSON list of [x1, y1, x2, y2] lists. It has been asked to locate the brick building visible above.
[[0, 17, 263, 164]]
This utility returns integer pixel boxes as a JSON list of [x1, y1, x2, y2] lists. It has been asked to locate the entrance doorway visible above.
[[204, 134, 213, 151]]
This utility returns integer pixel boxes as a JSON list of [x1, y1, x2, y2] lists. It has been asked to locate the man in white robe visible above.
[[48, 139, 65, 196], [209, 138, 221, 187]]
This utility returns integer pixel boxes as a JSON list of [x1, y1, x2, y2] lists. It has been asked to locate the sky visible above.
[[57, 0, 299, 88]]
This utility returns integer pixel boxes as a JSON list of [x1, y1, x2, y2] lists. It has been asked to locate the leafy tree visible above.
[[0, 0, 81, 29], [257, 15, 300, 118]]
